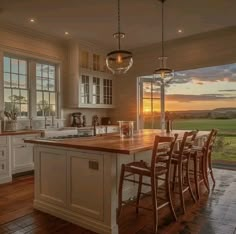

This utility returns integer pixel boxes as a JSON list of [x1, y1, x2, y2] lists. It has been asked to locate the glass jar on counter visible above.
[[118, 121, 134, 138]]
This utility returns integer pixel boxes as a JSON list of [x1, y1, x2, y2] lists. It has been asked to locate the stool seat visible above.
[[125, 161, 168, 176]]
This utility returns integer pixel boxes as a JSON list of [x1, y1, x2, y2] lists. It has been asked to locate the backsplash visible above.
[[62, 108, 110, 127]]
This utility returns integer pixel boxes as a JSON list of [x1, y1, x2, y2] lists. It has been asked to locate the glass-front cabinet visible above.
[[79, 70, 114, 108], [65, 43, 115, 108], [78, 47, 114, 108]]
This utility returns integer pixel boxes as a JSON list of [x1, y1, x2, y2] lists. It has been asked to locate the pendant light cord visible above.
[[161, 0, 164, 67], [118, 0, 121, 50]]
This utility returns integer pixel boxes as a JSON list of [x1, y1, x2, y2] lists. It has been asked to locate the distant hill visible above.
[[148, 108, 236, 119]]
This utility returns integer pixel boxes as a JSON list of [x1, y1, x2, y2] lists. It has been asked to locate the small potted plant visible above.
[[4, 105, 18, 132]]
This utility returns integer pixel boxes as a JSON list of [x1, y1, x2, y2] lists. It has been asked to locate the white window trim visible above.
[[0, 51, 61, 120]]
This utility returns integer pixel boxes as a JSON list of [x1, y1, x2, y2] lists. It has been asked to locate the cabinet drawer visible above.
[[12, 134, 39, 145], [0, 161, 8, 174], [107, 126, 119, 133], [0, 136, 7, 146], [0, 147, 7, 161]]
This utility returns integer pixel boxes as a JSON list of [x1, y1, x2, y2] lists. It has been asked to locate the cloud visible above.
[[218, 89, 236, 92], [170, 63, 236, 84], [166, 94, 236, 102]]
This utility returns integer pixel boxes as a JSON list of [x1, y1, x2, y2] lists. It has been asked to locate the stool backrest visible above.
[[151, 134, 178, 173], [204, 129, 218, 156], [179, 131, 198, 161]]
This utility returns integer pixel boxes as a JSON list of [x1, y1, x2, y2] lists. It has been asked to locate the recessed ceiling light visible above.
[[29, 18, 35, 23], [65, 32, 69, 35], [178, 29, 183, 33]]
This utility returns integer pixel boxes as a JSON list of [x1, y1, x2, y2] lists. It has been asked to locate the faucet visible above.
[[44, 116, 51, 129]]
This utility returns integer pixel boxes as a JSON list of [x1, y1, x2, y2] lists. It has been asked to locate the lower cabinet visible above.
[[11, 134, 40, 175], [0, 137, 11, 184], [12, 144, 34, 174], [35, 147, 104, 221]]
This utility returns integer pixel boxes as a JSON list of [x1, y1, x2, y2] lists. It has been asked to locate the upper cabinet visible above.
[[65, 42, 115, 109]]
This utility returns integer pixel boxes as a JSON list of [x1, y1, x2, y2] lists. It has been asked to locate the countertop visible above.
[[0, 129, 42, 136], [24, 129, 209, 155]]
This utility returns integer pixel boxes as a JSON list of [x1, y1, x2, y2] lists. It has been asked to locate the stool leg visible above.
[[172, 163, 177, 192], [208, 153, 216, 186], [151, 173, 158, 233], [193, 156, 200, 200], [187, 155, 196, 203], [117, 164, 125, 221], [202, 154, 210, 192], [178, 163, 185, 214], [166, 171, 177, 221], [136, 174, 143, 214]]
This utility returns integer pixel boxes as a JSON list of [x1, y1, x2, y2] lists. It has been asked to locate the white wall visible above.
[[109, 26, 236, 124]]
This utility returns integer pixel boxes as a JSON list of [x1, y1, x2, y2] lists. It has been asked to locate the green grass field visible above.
[[144, 118, 236, 162], [172, 119, 236, 135]]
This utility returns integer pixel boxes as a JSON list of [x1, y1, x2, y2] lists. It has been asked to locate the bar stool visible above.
[[191, 129, 218, 199], [117, 134, 178, 233], [206, 129, 217, 187], [191, 129, 215, 200], [171, 131, 198, 214]]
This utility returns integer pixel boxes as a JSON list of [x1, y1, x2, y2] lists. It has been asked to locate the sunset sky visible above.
[[142, 63, 236, 113]]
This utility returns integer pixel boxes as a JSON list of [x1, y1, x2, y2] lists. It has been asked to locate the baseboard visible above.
[[12, 170, 34, 178], [0, 175, 12, 184]]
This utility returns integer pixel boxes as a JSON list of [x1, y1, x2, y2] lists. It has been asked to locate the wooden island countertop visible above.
[[25, 129, 209, 154]]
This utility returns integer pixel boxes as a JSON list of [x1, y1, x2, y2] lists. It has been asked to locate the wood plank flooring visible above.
[[0, 168, 235, 234]]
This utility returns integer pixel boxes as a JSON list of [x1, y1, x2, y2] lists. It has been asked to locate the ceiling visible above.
[[0, 0, 236, 50]]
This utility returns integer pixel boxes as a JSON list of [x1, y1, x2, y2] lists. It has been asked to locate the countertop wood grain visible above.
[[24, 129, 209, 155]]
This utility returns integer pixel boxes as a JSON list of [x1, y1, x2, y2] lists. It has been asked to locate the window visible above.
[[3, 56, 28, 117], [92, 77, 100, 104], [81, 75, 90, 104], [103, 79, 112, 105], [36, 63, 56, 116], [93, 54, 100, 71]]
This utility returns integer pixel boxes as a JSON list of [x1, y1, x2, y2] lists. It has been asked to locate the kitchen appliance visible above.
[[101, 117, 111, 125], [71, 112, 82, 127]]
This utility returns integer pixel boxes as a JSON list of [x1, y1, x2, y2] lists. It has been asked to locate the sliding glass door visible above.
[[138, 77, 161, 129]]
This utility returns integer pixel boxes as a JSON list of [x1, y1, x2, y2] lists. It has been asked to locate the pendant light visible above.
[[154, 0, 174, 82], [106, 0, 133, 74]]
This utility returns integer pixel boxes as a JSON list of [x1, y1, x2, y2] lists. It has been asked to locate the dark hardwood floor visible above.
[[0, 168, 235, 234]]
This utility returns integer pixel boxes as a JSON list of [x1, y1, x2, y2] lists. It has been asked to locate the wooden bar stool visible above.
[[171, 131, 197, 214], [190, 129, 217, 199], [206, 129, 217, 187], [117, 134, 178, 234]]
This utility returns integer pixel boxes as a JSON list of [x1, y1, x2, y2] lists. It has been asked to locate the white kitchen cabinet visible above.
[[12, 144, 34, 174], [11, 134, 40, 174], [107, 126, 119, 133], [65, 42, 115, 109], [0, 136, 11, 184]]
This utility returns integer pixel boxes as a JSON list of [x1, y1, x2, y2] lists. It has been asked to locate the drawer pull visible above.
[[1, 164, 4, 170], [1, 151, 4, 156]]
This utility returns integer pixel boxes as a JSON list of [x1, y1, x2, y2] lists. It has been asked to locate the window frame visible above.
[[3, 55, 29, 118], [1, 53, 60, 120]]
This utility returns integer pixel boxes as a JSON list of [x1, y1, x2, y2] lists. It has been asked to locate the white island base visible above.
[[33, 145, 152, 234]]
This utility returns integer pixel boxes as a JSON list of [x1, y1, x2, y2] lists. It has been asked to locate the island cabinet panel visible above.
[[68, 152, 104, 221], [36, 149, 67, 208]]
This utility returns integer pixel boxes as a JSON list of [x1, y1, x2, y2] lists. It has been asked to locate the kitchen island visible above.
[[25, 129, 209, 234]]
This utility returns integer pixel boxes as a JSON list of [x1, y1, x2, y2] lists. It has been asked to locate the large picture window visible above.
[[36, 63, 57, 116], [3, 56, 28, 117]]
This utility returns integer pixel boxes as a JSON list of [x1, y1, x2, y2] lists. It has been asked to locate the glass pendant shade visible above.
[[106, 0, 133, 74], [154, 57, 174, 83], [106, 50, 133, 74]]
